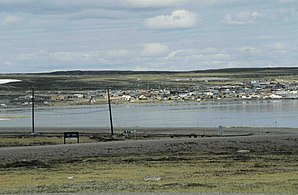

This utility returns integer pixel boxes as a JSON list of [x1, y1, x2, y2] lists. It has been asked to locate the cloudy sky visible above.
[[0, 0, 297, 73]]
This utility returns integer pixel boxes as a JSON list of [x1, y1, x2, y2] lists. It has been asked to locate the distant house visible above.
[[179, 93, 188, 98], [269, 94, 282, 99], [51, 95, 65, 101], [138, 95, 147, 100], [74, 94, 84, 98], [0, 103, 7, 107], [205, 91, 214, 96], [110, 96, 121, 101], [163, 90, 171, 95], [122, 95, 132, 101]]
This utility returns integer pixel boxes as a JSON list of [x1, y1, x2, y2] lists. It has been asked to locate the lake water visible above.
[[0, 100, 297, 128]]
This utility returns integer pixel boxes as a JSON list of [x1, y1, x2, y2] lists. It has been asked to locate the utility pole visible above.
[[107, 88, 114, 136], [31, 88, 35, 134]]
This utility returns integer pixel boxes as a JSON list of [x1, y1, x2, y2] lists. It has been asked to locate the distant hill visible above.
[[40, 67, 298, 75], [40, 70, 178, 75], [1, 67, 298, 91], [195, 67, 298, 74]]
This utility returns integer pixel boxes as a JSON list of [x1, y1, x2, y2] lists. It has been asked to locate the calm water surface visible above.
[[0, 100, 297, 128]]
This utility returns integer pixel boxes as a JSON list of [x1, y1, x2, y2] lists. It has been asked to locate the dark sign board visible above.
[[64, 132, 79, 144]]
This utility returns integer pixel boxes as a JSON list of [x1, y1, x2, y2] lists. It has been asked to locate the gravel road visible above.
[[1, 130, 297, 163]]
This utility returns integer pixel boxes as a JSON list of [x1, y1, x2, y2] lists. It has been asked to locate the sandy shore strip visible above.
[[1, 126, 297, 135]]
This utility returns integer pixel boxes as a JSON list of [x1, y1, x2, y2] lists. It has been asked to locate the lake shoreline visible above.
[[2, 98, 297, 110], [0, 126, 297, 134], [2, 100, 298, 128]]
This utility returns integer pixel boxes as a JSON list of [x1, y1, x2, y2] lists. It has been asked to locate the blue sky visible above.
[[0, 0, 297, 73]]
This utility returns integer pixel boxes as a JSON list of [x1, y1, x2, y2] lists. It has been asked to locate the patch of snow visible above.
[[144, 176, 161, 181], [237, 150, 250, 153], [0, 79, 21, 84], [0, 118, 10, 121]]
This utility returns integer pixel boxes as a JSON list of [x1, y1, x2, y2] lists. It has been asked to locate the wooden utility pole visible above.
[[31, 88, 35, 134], [107, 88, 114, 136]]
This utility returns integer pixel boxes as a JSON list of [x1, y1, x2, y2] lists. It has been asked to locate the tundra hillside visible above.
[[1, 67, 298, 108]]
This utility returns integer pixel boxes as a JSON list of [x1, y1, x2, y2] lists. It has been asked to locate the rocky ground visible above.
[[0, 127, 297, 163]]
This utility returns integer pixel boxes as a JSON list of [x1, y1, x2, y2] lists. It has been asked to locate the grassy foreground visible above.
[[0, 135, 96, 147], [0, 153, 297, 194]]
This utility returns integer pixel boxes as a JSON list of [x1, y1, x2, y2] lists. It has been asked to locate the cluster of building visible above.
[[1, 79, 298, 108], [101, 79, 298, 102], [114, 79, 298, 102]]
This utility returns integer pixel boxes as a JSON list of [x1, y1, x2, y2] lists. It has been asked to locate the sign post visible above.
[[64, 132, 80, 144], [218, 125, 223, 136]]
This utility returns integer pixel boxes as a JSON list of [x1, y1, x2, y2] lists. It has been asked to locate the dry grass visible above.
[[0, 153, 297, 194], [0, 135, 96, 147]]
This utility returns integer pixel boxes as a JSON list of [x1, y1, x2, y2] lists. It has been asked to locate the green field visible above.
[[0, 134, 96, 147], [0, 153, 297, 194]]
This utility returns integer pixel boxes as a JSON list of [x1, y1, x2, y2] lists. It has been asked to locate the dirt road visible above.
[[1, 131, 297, 163]]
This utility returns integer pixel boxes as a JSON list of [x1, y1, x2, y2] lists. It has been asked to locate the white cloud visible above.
[[135, 48, 234, 71], [67, 9, 132, 20], [224, 11, 260, 25], [0, 0, 128, 15], [18, 53, 38, 61], [145, 10, 197, 30], [201, 47, 225, 54], [3, 60, 14, 66], [192, 0, 260, 6], [166, 48, 232, 62], [1, 0, 297, 72], [50, 50, 130, 61], [18, 49, 130, 62], [0, 0, 190, 15], [278, 0, 296, 4], [126, 0, 189, 8], [268, 42, 296, 53], [106, 49, 130, 58], [239, 46, 262, 55], [141, 43, 168, 57], [49, 52, 83, 61], [2, 15, 23, 25], [166, 49, 191, 58]]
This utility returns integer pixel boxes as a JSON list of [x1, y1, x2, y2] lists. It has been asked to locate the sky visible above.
[[0, 0, 297, 73]]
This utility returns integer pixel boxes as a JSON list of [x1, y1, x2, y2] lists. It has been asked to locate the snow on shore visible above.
[[0, 79, 21, 84], [0, 118, 10, 121]]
